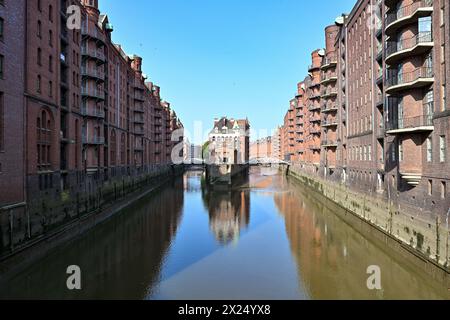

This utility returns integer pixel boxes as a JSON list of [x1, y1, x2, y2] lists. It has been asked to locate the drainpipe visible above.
[[446, 208, 450, 268]]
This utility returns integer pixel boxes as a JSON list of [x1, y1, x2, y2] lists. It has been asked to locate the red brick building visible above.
[[279, 0, 450, 220], [0, 0, 184, 254]]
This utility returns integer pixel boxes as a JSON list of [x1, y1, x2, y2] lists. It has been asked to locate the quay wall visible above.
[[0, 165, 185, 265], [287, 164, 450, 285]]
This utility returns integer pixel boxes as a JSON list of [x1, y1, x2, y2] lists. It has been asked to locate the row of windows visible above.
[[425, 135, 447, 163], [350, 115, 373, 136], [349, 145, 372, 162]]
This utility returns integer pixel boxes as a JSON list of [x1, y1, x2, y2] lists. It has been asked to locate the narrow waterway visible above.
[[0, 169, 448, 299]]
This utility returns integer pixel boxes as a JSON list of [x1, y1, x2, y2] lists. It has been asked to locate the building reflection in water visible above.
[[273, 177, 449, 300], [0, 178, 185, 300], [201, 182, 250, 246]]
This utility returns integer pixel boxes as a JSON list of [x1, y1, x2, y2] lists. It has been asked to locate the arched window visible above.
[[37, 109, 53, 171]]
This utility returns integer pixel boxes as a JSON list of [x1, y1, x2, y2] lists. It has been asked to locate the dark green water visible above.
[[0, 169, 448, 299]]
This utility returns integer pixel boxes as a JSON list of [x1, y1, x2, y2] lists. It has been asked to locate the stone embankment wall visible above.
[[0, 165, 184, 261], [287, 165, 450, 282]]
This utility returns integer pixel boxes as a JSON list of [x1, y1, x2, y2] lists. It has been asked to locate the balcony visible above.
[[81, 87, 105, 100], [81, 66, 105, 81], [308, 63, 320, 72], [400, 172, 423, 186], [376, 43, 383, 61], [82, 134, 105, 145], [134, 115, 145, 124], [385, 0, 433, 36], [134, 127, 145, 135], [321, 140, 338, 148], [321, 89, 338, 99], [134, 79, 145, 90], [376, 94, 384, 108], [385, 32, 433, 65], [322, 120, 338, 128], [321, 55, 337, 70], [81, 25, 106, 43], [385, 67, 434, 94], [309, 145, 321, 151], [309, 92, 321, 100], [81, 104, 105, 118], [134, 144, 144, 151], [81, 46, 106, 63], [322, 102, 338, 113], [134, 93, 145, 102], [320, 72, 338, 85], [310, 116, 321, 123], [310, 128, 321, 135], [386, 114, 434, 134], [309, 81, 321, 88], [308, 104, 321, 111]]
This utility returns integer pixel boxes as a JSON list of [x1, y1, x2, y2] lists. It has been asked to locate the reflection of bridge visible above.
[[247, 158, 290, 166], [184, 158, 289, 171]]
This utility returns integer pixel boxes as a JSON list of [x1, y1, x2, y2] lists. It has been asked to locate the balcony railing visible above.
[[81, 87, 105, 100], [385, 0, 433, 31], [321, 103, 338, 112], [321, 89, 338, 98], [309, 81, 321, 88], [81, 46, 106, 62], [134, 116, 145, 124], [81, 66, 105, 80], [309, 92, 321, 99], [385, 32, 433, 59], [308, 104, 321, 111], [321, 140, 338, 147], [81, 25, 106, 43], [321, 72, 338, 83], [386, 114, 434, 132], [308, 63, 319, 71], [321, 54, 337, 69], [134, 93, 145, 101], [82, 134, 105, 145], [309, 145, 321, 151], [322, 120, 338, 127], [386, 67, 433, 89], [81, 104, 105, 118]]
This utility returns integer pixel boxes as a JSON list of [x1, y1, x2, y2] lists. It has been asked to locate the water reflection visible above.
[[0, 171, 448, 300], [201, 181, 250, 245], [0, 179, 184, 300], [274, 177, 450, 300]]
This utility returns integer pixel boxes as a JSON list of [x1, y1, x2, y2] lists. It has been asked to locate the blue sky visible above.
[[100, 0, 356, 143]]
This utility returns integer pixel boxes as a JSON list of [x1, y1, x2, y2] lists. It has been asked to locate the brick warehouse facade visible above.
[[279, 0, 450, 224], [0, 0, 184, 256]]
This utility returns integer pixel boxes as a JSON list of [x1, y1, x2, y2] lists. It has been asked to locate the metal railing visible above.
[[81, 46, 106, 61], [321, 89, 338, 97], [81, 66, 105, 80], [81, 104, 105, 118], [322, 119, 338, 127], [386, 67, 433, 88], [386, 114, 434, 131], [81, 25, 105, 43], [82, 134, 105, 145], [385, 0, 434, 27], [321, 54, 337, 67], [81, 87, 105, 100], [386, 31, 432, 57]]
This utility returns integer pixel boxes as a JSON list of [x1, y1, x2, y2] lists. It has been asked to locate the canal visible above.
[[0, 168, 448, 299]]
